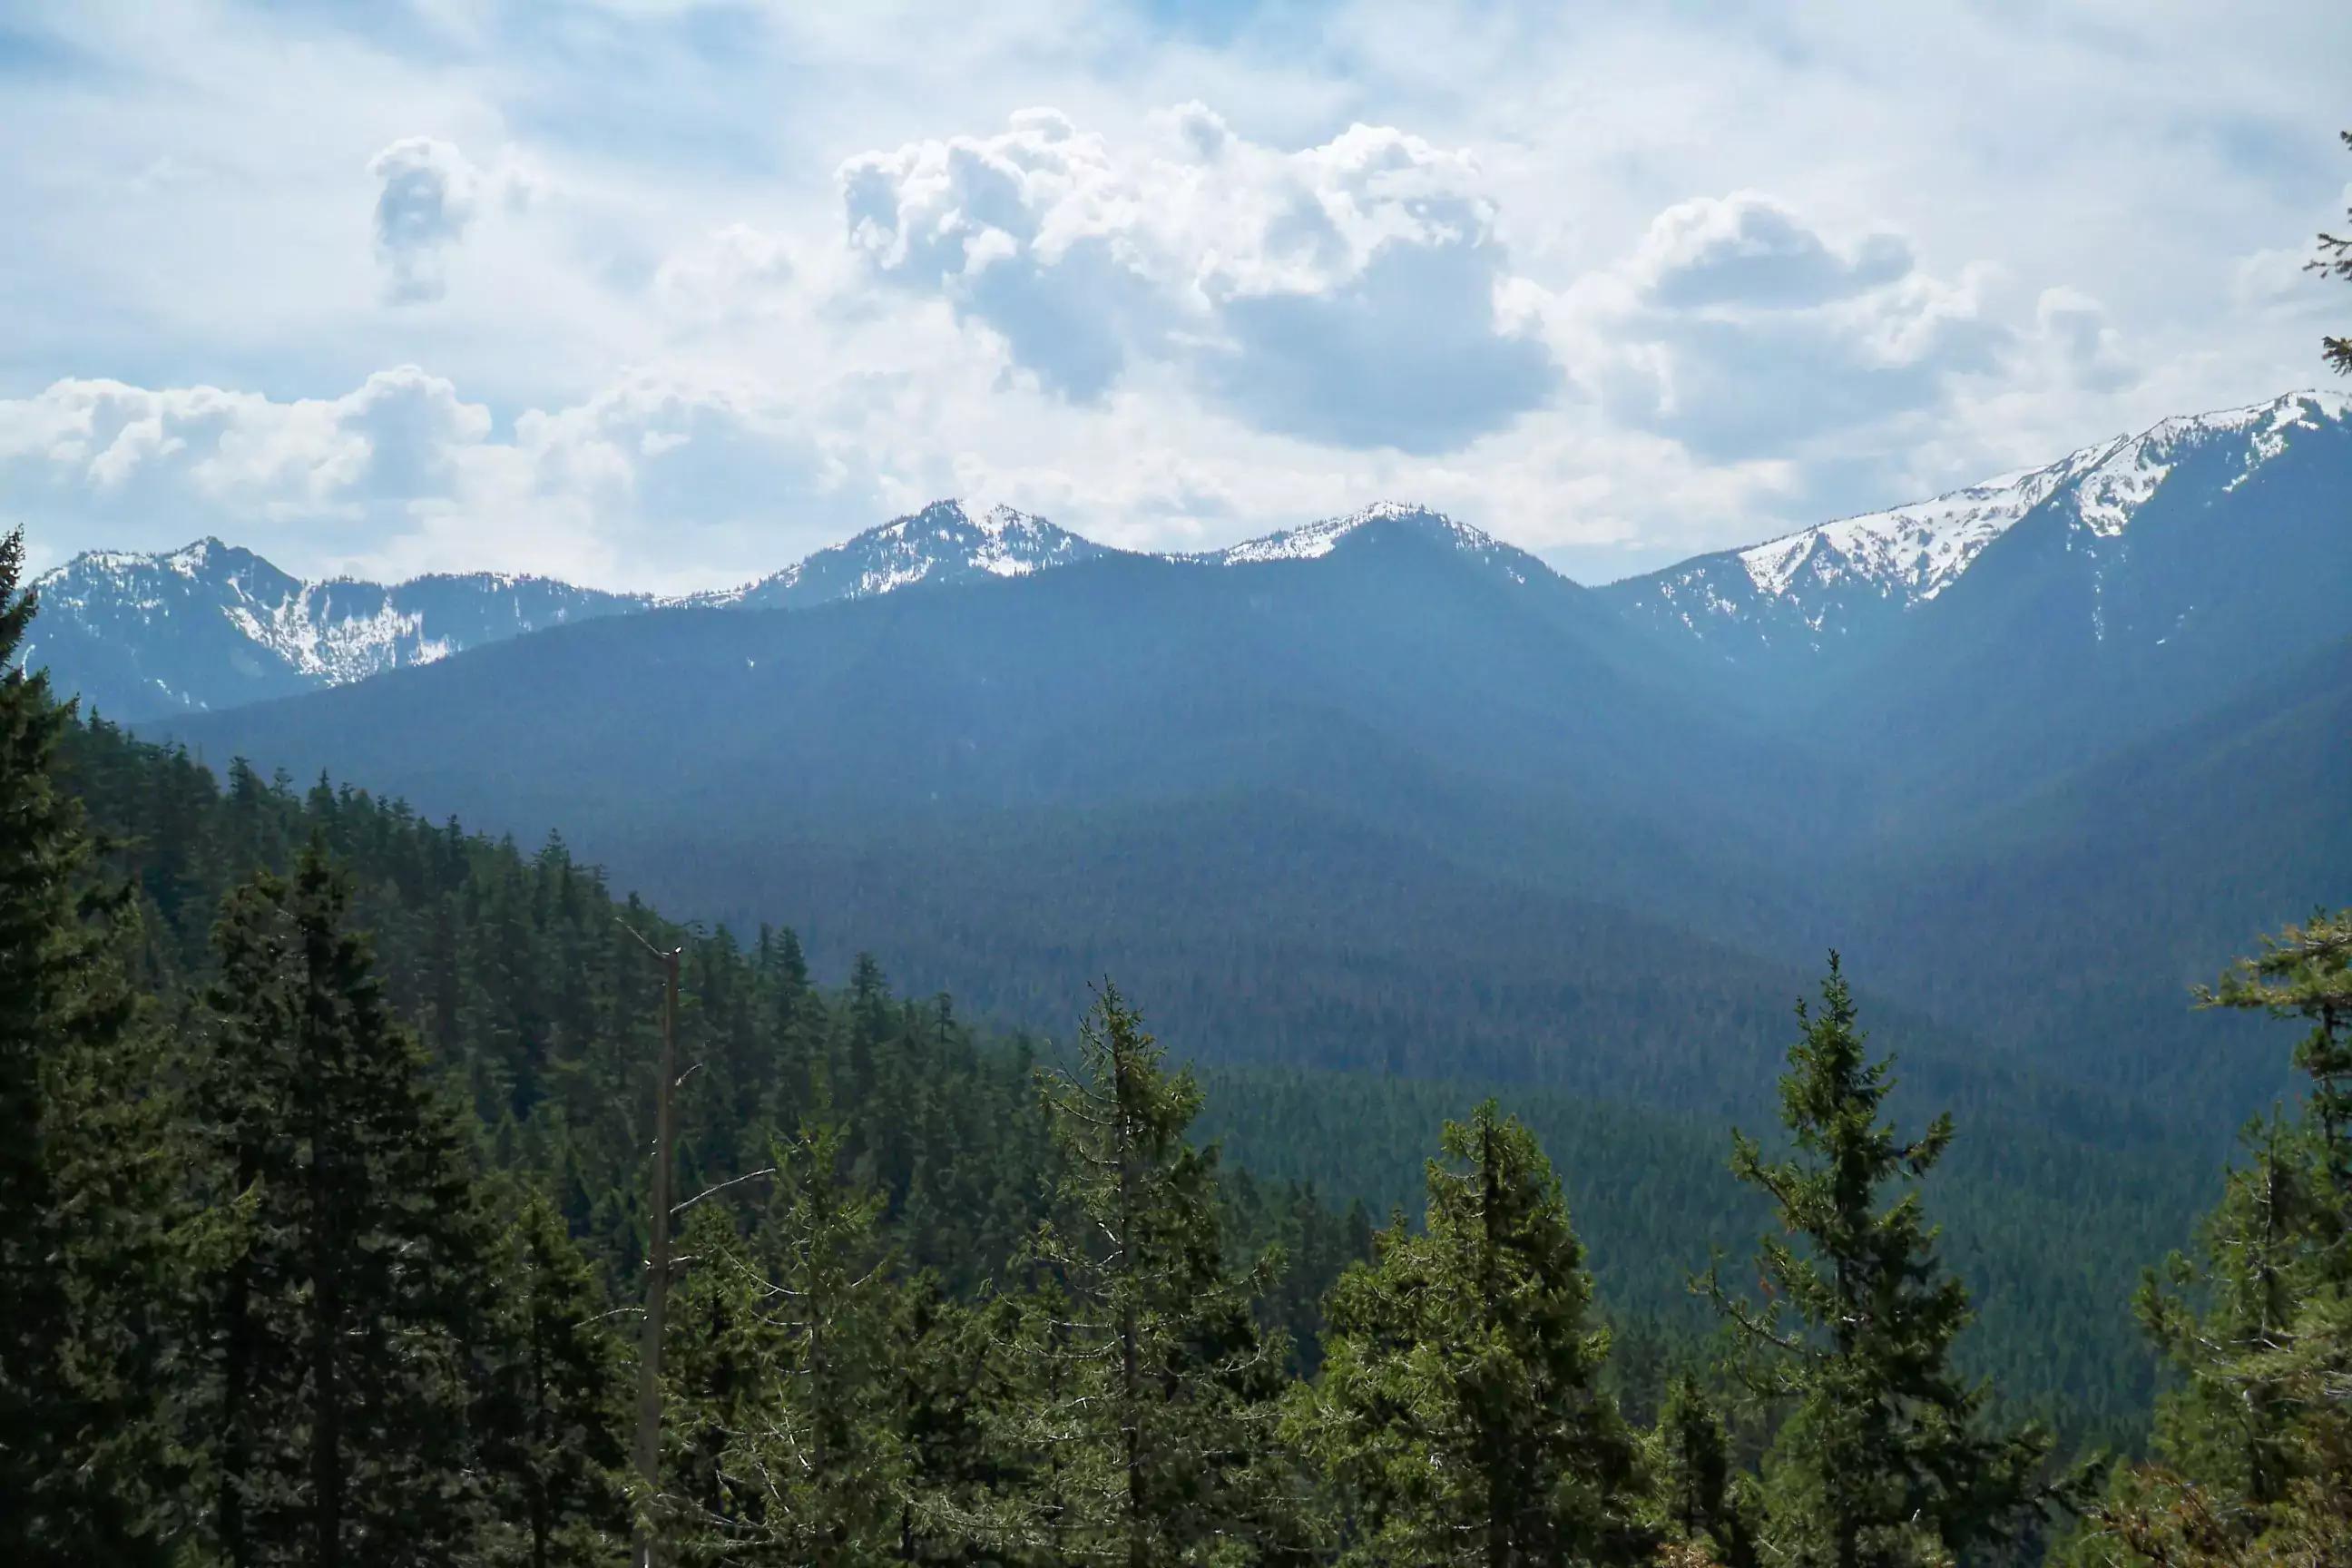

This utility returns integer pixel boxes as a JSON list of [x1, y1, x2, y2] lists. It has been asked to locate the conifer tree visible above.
[[476, 1183, 632, 1568], [887, 1270, 1011, 1564], [1311, 1101, 1651, 1568], [0, 526, 187, 1562], [1004, 983, 1299, 1567], [666, 1124, 905, 1565], [2088, 915, 2352, 1568], [190, 840, 492, 1564], [1704, 955, 2051, 1568], [2315, 130, 2351, 376], [663, 1201, 776, 1561], [1650, 1373, 1756, 1568]]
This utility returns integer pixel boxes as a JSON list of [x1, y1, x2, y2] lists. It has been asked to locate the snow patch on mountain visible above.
[[1192, 502, 1516, 572], [703, 499, 1113, 608], [28, 539, 653, 716], [1721, 390, 2347, 605], [2071, 388, 2351, 532], [1735, 436, 2123, 605]]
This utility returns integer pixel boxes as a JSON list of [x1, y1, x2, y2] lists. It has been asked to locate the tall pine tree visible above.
[[1310, 1102, 1651, 1568], [1704, 955, 2051, 1568], [190, 839, 494, 1565], [1003, 983, 1300, 1567], [0, 525, 186, 1562], [476, 1181, 632, 1568], [2091, 914, 2352, 1568]]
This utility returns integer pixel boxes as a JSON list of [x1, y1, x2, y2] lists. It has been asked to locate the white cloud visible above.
[[838, 107, 1558, 451], [368, 137, 544, 304], [652, 224, 799, 325], [1559, 193, 2014, 471], [3, 2, 2347, 586]]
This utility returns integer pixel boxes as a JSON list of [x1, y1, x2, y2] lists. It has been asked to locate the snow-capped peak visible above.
[[2067, 387, 2351, 534], [1734, 438, 2121, 604], [1192, 502, 1501, 565], [27, 542, 650, 719], [1732, 389, 2351, 604], [709, 498, 1115, 610]]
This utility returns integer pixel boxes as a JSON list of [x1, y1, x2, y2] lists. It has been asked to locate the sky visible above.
[[1, 1, 2345, 593]]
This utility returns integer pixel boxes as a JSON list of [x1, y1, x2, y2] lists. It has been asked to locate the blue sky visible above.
[[0, 0, 2344, 591]]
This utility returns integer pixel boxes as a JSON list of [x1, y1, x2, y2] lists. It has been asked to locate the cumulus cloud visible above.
[[1579, 192, 2009, 464], [0, 365, 882, 590], [652, 224, 799, 325], [368, 138, 541, 305], [837, 107, 1559, 453], [0, 368, 491, 522], [1631, 193, 1914, 309]]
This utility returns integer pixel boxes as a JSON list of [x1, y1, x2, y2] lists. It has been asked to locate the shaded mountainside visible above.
[[24, 538, 652, 720], [68, 696, 2203, 1447], [156, 475, 2350, 1135], [57, 388, 2351, 1262], [1603, 390, 2351, 706]]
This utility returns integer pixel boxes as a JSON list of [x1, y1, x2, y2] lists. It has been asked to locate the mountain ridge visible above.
[[24, 387, 2347, 723]]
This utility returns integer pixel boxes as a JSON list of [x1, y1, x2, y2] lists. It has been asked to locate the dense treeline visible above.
[[5, 526, 2350, 1567], [1192, 1066, 2201, 1450]]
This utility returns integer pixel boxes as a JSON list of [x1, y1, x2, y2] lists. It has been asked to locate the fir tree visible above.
[[1703, 955, 2051, 1568], [476, 1182, 632, 1568], [1650, 1373, 1756, 1568], [2314, 130, 2352, 377], [0, 525, 186, 1561], [2088, 915, 2352, 1568], [1005, 983, 1299, 1567], [666, 1124, 904, 1566], [1310, 1102, 1651, 1568], [190, 840, 493, 1565]]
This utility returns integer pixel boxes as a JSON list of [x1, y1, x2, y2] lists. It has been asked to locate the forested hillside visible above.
[[10, 529, 2352, 1566], [158, 442, 2351, 1161]]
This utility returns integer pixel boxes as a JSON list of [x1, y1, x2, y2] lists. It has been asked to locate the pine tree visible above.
[[667, 1124, 905, 1566], [2315, 130, 2352, 377], [476, 1182, 632, 1568], [190, 840, 493, 1564], [2087, 915, 2352, 1568], [1310, 1101, 1651, 1568], [1004, 983, 1300, 1567], [1704, 955, 2051, 1568], [1650, 1373, 1756, 1568], [663, 1202, 777, 1563], [0, 525, 186, 1561], [887, 1270, 1007, 1564]]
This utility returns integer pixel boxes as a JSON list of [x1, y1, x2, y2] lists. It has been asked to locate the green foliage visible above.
[[1704, 956, 2053, 1568], [2316, 130, 2351, 377], [1308, 1101, 1652, 1568], [670, 1123, 907, 1564], [1649, 1373, 1759, 1568], [475, 1182, 632, 1568], [0, 526, 187, 1561], [188, 841, 494, 1564], [1002, 984, 1305, 1566], [2075, 915, 2352, 1568]]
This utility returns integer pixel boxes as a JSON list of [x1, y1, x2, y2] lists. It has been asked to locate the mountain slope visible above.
[[1606, 389, 2352, 700], [1821, 390, 2352, 809], [706, 498, 1115, 609], [160, 518, 1868, 1095], [25, 500, 1120, 722], [22, 539, 652, 721]]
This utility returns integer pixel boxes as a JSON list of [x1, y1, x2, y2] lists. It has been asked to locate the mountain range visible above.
[[19, 390, 2349, 1178], [33, 390, 2349, 729]]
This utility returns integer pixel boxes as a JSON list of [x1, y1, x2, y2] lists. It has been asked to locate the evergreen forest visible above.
[[6, 504, 2352, 1568]]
